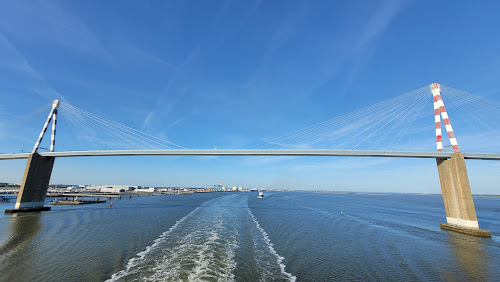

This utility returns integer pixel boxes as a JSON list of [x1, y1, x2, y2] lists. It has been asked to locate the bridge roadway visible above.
[[0, 149, 499, 160]]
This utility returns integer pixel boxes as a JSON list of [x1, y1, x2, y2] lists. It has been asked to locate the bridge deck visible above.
[[0, 149, 499, 160]]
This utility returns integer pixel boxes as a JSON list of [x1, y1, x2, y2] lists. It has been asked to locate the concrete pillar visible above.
[[436, 153, 490, 237], [5, 153, 55, 213]]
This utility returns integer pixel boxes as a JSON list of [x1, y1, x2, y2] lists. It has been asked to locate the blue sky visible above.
[[0, 0, 499, 193]]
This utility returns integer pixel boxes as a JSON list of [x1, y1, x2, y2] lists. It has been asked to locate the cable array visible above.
[[441, 86, 500, 132], [248, 86, 433, 150], [247, 85, 500, 151], [47, 84, 498, 153], [58, 102, 185, 151], [438, 85, 500, 152]]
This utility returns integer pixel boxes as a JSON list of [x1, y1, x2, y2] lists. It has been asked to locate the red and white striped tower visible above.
[[50, 103, 58, 152], [32, 99, 60, 153], [430, 83, 459, 153]]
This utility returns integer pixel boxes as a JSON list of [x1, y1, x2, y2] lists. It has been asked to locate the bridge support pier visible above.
[[5, 153, 55, 213], [436, 153, 490, 237]]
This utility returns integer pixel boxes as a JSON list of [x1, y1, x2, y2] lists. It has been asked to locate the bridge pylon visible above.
[[5, 100, 59, 213], [430, 83, 490, 237]]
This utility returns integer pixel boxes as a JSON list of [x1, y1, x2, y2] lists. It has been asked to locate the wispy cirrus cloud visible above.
[[0, 122, 5, 138], [243, 156, 296, 166], [293, 158, 391, 172], [141, 41, 200, 129], [340, 0, 412, 95], [355, 0, 411, 49], [245, 0, 309, 86], [0, 0, 115, 104], [143, 112, 155, 128], [0, 0, 110, 60], [0, 31, 67, 102], [119, 44, 176, 70], [215, 0, 263, 48], [142, 0, 239, 129]]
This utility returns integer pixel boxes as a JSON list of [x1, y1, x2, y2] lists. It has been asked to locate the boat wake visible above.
[[108, 194, 295, 281], [249, 210, 297, 281]]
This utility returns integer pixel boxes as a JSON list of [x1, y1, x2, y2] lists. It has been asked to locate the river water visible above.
[[0, 192, 499, 281]]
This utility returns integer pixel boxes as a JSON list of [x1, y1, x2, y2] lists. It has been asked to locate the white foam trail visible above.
[[106, 205, 202, 281], [249, 210, 296, 281], [108, 195, 240, 281], [187, 223, 236, 281]]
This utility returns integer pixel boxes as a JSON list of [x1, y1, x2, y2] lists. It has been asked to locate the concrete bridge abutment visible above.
[[436, 153, 490, 237], [5, 153, 55, 213]]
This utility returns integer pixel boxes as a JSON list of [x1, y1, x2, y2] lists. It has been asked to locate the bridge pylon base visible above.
[[4, 153, 55, 213], [440, 223, 491, 237], [5, 206, 51, 213], [436, 153, 490, 237]]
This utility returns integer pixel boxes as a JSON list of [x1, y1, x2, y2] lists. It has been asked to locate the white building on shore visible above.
[[134, 187, 155, 193], [85, 185, 134, 193]]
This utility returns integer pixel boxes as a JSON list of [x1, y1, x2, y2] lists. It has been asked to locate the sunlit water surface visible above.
[[1, 192, 499, 281]]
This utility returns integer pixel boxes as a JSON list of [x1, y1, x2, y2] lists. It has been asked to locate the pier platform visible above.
[[5, 206, 51, 213], [440, 223, 491, 237], [50, 200, 106, 205]]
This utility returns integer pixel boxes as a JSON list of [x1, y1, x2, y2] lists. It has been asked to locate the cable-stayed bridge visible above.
[[1, 83, 499, 237], [1, 83, 499, 159]]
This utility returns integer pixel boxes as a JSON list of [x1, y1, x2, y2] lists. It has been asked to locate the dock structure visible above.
[[50, 200, 107, 205]]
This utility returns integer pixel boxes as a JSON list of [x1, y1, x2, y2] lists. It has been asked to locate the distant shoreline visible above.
[[2, 186, 499, 197], [312, 191, 500, 197], [314, 191, 359, 195]]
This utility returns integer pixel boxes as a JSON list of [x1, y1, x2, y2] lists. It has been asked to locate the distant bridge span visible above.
[[1, 149, 499, 160]]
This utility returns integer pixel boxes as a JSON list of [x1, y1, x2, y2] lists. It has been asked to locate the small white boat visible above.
[[257, 191, 264, 198]]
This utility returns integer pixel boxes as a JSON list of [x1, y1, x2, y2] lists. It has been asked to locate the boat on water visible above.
[[50, 197, 106, 205], [257, 191, 264, 198], [50, 199, 107, 205]]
